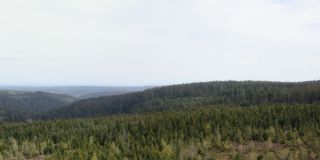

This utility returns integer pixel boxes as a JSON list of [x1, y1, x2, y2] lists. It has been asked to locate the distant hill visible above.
[[0, 90, 77, 121], [40, 80, 320, 119], [0, 86, 152, 99]]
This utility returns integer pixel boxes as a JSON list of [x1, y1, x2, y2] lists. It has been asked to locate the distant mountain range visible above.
[[0, 86, 152, 99]]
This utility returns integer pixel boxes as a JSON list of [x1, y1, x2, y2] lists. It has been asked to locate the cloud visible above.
[[305, 60, 320, 66], [0, 0, 319, 85], [0, 57, 19, 62]]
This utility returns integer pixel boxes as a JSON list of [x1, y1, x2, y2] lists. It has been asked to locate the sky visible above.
[[0, 0, 320, 86]]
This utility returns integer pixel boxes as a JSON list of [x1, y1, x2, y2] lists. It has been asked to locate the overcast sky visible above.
[[0, 0, 320, 86]]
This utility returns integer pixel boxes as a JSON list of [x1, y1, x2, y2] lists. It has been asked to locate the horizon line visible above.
[[0, 79, 319, 87]]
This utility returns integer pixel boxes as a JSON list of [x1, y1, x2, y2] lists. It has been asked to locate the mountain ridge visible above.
[[39, 80, 320, 119]]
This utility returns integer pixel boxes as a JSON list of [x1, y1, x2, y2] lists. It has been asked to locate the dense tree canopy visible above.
[[42, 81, 320, 119], [1, 104, 320, 159], [1, 81, 320, 159], [0, 91, 76, 121]]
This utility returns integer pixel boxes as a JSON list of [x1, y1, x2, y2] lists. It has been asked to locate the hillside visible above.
[[1, 104, 320, 159], [0, 90, 77, 121], [41, 80, 320, 119]]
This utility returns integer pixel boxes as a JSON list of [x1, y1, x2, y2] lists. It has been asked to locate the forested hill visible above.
[[41, 80, 320, 119], [0, 90, 77, 121], [3, 105, 320, 159]]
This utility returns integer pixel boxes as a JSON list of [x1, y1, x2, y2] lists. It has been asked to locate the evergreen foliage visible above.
[[43, 81, 320, 119], [1, 104, 320, 159], [0, 90, 77, 121]]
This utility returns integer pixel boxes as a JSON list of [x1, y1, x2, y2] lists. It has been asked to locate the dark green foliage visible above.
[[2, 81, 320, 159], [1, 104, 320, 159], [0, 90, 77, 121], [43, 80, 320, 119]]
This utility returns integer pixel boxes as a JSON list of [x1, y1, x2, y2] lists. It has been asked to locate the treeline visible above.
[[42, 81, 320, 119], [1, 104, 320, 159], [0, 90, 77, 121]]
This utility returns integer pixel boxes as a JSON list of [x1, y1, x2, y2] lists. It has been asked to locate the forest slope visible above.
[[1, 104, 320, 159], [42, 80, 320, 119], [0, 90, 77, 121]]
